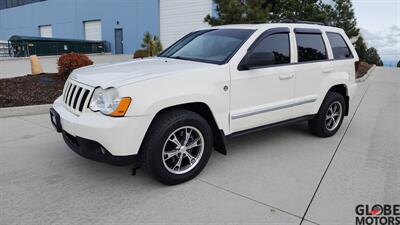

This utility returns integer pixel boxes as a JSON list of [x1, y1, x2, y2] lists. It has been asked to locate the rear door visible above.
[[292, 28, 333, 118]]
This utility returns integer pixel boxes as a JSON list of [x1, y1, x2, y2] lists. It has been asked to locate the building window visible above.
[[39, 25, 53, 38], [0, 0, 47, 10], [84, 20, 102, 41]]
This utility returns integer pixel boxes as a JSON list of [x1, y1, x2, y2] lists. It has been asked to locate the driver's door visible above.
[[230, 28, 296, 133]]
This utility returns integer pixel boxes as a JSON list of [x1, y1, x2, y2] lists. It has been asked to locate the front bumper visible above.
[[51, 97, 153, 157], [62, 130, 136, 166]]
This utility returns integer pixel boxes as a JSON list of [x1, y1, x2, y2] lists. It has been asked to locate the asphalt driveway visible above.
[[0, 67, 399, 225]]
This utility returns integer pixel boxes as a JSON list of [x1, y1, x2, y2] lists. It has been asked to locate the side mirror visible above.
[[239, 52, 275, 70]]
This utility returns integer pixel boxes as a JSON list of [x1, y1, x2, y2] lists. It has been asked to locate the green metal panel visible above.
[[8, 35, 109, 57]]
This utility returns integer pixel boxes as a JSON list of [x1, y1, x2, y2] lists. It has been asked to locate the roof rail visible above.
[[250, 21, 270, 24], [279, 18, 327, 26]]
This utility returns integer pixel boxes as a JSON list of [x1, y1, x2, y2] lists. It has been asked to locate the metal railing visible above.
[[0, 41, 11, 57]]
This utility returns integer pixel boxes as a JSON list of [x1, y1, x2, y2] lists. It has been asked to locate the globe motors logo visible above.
[[356, 204, 400, 225]]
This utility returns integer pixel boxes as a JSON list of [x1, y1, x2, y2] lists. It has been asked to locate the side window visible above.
[[250, 33, 291, 66], [296, 33, 328, 62], [327, 32, 353, 59]]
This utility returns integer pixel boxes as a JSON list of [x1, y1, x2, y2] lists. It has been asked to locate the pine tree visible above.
[[204, 0, 273, 26], [365, 47, 382, 66], [206, 0, 336, 26], [271, 0, 335, 23], [354, 36, 367, 60], [332, 0, 359, 38]]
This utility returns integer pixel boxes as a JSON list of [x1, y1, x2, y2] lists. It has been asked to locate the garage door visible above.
[[160, 0, 212, 48], [39, 25, 53, 38], [84, 20, 102, 41]]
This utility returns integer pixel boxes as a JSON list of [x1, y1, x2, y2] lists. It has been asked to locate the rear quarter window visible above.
[[296, 33, 328, 62], [326, 32, 353, 59]]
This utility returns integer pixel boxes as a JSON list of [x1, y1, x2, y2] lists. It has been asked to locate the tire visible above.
[[141, 109, 213, 185], [308, 91, 346, 137]]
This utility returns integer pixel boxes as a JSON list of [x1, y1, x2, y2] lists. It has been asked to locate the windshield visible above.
[[159, 29, 255, 65]]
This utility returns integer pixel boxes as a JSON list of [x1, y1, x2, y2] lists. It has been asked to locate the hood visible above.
[[70, 57, 215, 88]]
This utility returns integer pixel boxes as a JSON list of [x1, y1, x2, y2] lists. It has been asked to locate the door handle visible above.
[[279, 74, 294, 80], [322, 68, 334, 73]]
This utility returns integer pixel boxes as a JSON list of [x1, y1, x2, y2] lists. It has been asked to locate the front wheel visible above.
[[141, 109, 213, 185], [308, 91, 346, 137]]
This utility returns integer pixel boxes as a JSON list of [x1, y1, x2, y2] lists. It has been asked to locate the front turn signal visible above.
[[111, 97, 132, 117]]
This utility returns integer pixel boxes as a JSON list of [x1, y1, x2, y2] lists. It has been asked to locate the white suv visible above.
[[50, 22, 358, 185]]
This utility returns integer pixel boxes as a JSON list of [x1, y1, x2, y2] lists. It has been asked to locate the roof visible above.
[[8, 35, 104, 43]]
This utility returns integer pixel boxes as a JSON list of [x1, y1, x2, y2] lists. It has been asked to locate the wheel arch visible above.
[[139, 102, 227, 156], [327, 84, 349, 116]]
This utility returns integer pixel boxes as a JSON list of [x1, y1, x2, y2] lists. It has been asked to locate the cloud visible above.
[[389, 25, 400, 33], [360, 26, 400, 62]]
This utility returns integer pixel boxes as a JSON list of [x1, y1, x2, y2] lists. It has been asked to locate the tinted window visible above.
[[327, 32, 353, 59], [250, 33, 291, 66], [296, 33, 327, 62], [160, 29, 254, 64]]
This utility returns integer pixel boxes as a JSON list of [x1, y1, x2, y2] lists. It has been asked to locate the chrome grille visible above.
[[62, 80, 93, 114]]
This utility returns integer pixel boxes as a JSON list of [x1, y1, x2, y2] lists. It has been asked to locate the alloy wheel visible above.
[[162, 126, 204, 174], [325, 101, 343, 131]]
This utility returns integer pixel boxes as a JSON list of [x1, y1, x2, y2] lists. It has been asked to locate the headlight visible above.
[[89, 87, 131, 117]]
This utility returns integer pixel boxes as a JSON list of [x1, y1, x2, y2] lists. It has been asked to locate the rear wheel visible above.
[[141, 109, 213, 185], [308, 92, 345, 137]]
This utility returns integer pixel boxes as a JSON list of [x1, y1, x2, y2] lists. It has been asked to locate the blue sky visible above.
[[352, 0, 400, 65]]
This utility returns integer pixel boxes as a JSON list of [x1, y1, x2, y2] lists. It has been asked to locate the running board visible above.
[[226, 115, 314, 139]]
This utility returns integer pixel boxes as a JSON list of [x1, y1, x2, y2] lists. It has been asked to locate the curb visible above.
[[356, 65, 376, 83], [0, 104, 51, 118]]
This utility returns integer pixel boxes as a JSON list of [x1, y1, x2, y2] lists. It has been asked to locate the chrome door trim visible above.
[[231, 95, 317, 120]]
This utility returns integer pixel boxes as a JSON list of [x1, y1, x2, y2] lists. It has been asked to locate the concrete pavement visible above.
[[0, 67, 399, 225], [305, 67, 400, 224]]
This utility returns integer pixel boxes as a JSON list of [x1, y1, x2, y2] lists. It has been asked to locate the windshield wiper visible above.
[[167, 55, 219, 65], [168, 56, 188, 60]]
